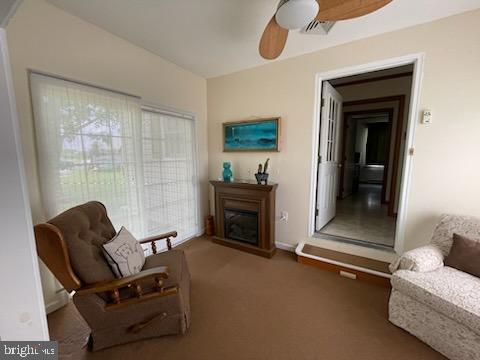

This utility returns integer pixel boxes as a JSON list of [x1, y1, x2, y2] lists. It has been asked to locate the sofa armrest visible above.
[[389, 245, 444, 273]]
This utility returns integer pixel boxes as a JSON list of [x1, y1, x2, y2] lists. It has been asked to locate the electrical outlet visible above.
[[280, 211, 288, 222]]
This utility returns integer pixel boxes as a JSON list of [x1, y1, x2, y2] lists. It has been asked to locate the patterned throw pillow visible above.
[[102, 227, 145, 278]]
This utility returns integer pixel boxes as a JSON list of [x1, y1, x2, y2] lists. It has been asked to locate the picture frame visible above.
[[223, 117, 281, 152]]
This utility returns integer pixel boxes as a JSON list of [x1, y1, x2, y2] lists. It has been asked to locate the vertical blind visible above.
[[30, 73, 199, 242]]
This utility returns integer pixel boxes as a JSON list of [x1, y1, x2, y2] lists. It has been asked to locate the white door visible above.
[[316, 81, 343, 231]]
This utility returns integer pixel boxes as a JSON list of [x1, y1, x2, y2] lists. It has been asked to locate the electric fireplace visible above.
[[210, 180, 278, 258]]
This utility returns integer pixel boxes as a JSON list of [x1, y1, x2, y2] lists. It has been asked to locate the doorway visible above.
[[311, 57, 422, 252], [320, 108, 395, 247]]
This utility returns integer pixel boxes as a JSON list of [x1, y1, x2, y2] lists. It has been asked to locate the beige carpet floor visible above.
[[48, 236, 445, 360]]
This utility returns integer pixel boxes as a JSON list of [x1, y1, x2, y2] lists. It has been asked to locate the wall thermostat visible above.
[[422, 110, 432, 124]]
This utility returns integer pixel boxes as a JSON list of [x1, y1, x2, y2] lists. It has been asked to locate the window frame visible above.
[[29, 70, 202, 245]]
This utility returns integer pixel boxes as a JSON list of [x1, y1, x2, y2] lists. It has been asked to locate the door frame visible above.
[[308, 53, 424, 255], [339, 108, 394, 203], [0, 29, 49, 339]]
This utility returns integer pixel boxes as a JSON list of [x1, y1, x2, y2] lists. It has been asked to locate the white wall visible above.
[[341, 117, 356, 198], [6, 0, 208, 311], [355, 121, 368, 165], [0, 28, 48, 340], [207, 9, 480, 261]]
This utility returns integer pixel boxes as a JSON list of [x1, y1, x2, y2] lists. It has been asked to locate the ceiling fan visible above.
[[259, 0, 392, 60]]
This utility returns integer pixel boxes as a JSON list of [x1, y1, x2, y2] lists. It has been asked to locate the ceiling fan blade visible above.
[[259, 16, 289, 60], [315, 0, 391, 21]]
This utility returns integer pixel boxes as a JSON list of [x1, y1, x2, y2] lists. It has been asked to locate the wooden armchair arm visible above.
[[76, 266, 177, 310], [139, 231, 177, 253], [76, 267, 169, 295]]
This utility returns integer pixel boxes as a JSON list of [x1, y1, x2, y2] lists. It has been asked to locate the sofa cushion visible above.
[[48, 201, 116, 284], [392, 267, 480, 335]]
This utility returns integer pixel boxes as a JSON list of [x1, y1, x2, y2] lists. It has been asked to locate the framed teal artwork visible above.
[[223, 117, 281, 152]]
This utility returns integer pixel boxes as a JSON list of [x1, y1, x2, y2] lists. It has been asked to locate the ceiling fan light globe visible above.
[[275, 0, 319, 30]]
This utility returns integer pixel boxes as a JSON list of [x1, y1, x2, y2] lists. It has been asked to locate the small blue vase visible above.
[[222, 162, 233, 182]]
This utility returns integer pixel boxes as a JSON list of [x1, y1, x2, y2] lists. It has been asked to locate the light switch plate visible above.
[[422, 110, 432, 124]]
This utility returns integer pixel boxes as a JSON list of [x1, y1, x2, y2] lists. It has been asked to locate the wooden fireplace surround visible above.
[[209, 180, 278, 258]]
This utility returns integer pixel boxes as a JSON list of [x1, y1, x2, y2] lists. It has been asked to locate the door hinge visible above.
[[318, 155, 322, 164], [315, 209, 319, 216], [409, 147, 415, 156], [321, 98, 325, 107]]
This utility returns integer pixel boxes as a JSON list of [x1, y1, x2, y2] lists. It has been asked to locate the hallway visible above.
[[319, 184, 396, 247]]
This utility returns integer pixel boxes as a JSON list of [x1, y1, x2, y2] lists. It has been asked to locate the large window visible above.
[[140, 108, 198, 239], [30, 73, 199, 242]]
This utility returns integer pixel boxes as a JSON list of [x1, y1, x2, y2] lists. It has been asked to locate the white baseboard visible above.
[[45, 291, 70, 314], [177, 232, 296, 253], [172, 228, 205, 248], [275, 241, 296, 252]]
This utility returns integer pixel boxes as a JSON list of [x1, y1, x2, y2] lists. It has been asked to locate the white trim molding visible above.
[[275, 241, 296, 252], [0, 29, 49, 340], [308, 53, 425, 256], [45, 291, 71, 315]]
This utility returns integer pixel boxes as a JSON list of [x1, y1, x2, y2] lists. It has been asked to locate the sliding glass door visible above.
[[141, 108, 199, 240], [30, 73, 199, 242]]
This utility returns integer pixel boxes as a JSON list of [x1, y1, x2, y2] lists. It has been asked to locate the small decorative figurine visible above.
[[222, 162, 233, 182], [255, 158, 270, 185]]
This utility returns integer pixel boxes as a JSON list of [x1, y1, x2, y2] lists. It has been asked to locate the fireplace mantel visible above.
[[209, 180, 278, 258]]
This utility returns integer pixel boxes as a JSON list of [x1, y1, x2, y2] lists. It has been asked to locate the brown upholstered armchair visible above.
[[34, 201, 191, 351]]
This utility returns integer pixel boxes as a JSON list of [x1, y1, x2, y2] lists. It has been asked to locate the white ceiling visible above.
[[46, 0, 480, 78]]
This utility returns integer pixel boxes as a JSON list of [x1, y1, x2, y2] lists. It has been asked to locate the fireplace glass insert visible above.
[[224, 209, 259, 246]]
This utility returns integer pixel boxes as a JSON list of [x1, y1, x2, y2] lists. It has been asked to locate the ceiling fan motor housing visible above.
[[275, 0, 320, 30]]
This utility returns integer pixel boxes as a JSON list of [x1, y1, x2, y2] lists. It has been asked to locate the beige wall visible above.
[[207, 9, 480, 261], [6, 0, 208, 309]]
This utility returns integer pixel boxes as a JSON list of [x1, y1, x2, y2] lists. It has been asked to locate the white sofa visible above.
[[389, 214, 480, 360]]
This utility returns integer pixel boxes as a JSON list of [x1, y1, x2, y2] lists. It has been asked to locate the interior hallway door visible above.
[[316, 81, 343, 231]]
